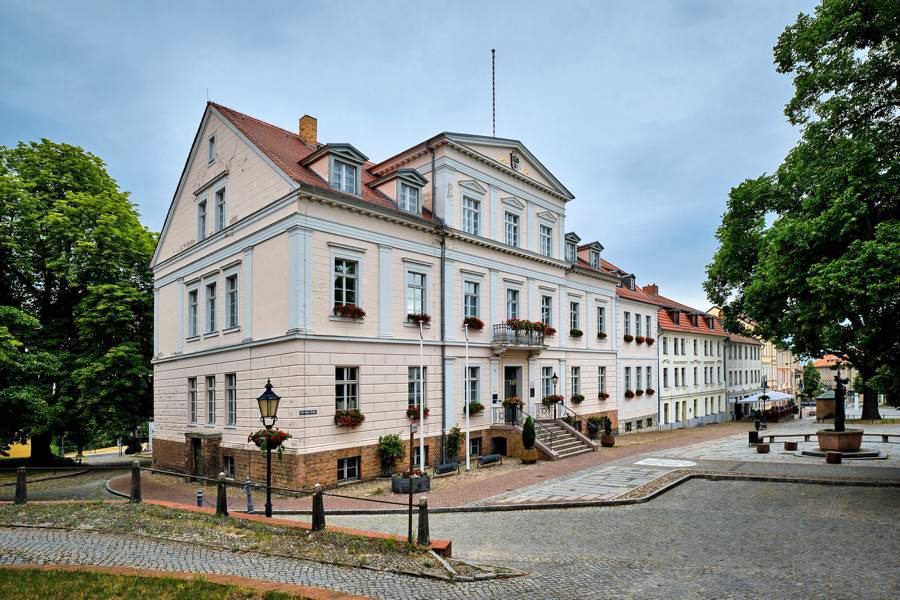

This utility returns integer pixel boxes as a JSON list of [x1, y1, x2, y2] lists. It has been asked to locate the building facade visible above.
[[724, 334, 764, 419], [151, 103, 629, 488]]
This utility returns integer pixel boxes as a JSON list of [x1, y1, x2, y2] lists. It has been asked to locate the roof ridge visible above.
[[209, 101, 302, 141]]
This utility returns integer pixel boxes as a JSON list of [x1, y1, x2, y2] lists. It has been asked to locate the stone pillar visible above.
[[130, 460, 141, 503], [312, 483, 325, 531], [216, 472, 228, 516], [417, 496, 430, 546], [14, 467, 26, 505]]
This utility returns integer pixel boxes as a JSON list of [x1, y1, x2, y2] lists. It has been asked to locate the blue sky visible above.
[[0, 0, 817, 310]]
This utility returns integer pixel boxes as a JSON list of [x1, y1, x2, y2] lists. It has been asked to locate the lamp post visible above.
[[551, 372, 559, 419], [463, 324, 471, 471], [256, 378, 280, 518]]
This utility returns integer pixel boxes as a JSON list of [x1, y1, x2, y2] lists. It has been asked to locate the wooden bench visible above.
[[764, 433, 899, 444], [432, 462, 459, 477], [477, 454, 503, 468]]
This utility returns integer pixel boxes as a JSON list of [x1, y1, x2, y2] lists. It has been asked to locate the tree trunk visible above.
[[29, 431, 53, 465], [860, 381, 881, 420]]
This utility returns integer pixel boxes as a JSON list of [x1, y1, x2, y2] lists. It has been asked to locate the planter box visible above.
[[391, 475, 431, 494], [817, 429, 863, 452]]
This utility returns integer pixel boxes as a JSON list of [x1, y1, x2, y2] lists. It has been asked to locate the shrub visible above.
[[334, 409, 365, 427], [446, 426, 464, 462], [333, 303, 366, 319], [522, 416, 536, 450], [569, 328, 583, 338], [624, 390, 635, 399], [623, 333, 634, 342], [462, 316, 484, 331], [377, 434, 405, 475], [570, 393, 585, 404]]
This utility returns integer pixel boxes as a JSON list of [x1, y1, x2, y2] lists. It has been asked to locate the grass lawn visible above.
[[0, 568, 306, 599]]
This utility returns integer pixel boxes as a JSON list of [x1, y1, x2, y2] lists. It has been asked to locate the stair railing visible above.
[[520, 407, 560, 450], [559, 403, 598, 440]]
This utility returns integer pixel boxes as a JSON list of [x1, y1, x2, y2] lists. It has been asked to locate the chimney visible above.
[[299, 115, 317, 148], [644, 283, 658, 296]]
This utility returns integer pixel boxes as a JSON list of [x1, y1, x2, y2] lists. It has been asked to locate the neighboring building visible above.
[[812, 355, 856, 391], [151, 103, 626, 488], [644, 285, 727, 429], [724, 334, 763, 420]]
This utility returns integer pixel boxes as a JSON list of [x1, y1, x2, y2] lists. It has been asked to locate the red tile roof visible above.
[[640, 288, 728, 336], [812, 354, 843, 368], [616, 285, 660, 306], [727, 333, 763, 345], [210, 102, 435, 222]]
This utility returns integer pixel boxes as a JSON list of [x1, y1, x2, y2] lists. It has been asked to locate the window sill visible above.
[[224, 425, 237, 430], [203, 332, 220, 339], [329, 316, 365, 323], [222, 326, 241, 335], [404, 322, 432, 329], [187, 423, 197, 427], [186, 335, 201, 343], [337, 478, 360, 486], [204, 424, 216, 428]]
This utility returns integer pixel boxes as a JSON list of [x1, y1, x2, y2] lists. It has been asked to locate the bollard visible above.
[[417, 496, 430, 547], [826, 451, 842, 464], [14, 467, 26, 505], [130, 461, 142, 503], [216, 472, 228, 517], [196, 489, 204, 507], [748, 431, 759, 445], [245, 476, 254, 513], [312, 483, 325, 531]]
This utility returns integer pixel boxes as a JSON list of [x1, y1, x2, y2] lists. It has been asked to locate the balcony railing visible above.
[[491, 324, 546, 352]]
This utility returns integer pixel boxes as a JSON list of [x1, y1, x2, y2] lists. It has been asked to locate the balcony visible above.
[[491, 324, 546, 355]]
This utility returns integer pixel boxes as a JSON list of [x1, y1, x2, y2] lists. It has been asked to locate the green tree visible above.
[[801, 363, 823, 401], [0, 140, 157, 460], [705, 0, 899, 419]]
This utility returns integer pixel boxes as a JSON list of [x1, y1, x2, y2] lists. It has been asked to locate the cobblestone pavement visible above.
[[3, 480, 898, 598], [478, 465, 672, 504]]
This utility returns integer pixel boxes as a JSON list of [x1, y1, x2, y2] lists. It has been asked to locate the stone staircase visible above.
[[536, 420, 594, 459]]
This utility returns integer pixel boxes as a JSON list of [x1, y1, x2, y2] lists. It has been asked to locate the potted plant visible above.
[[446, 426, 464, 463], [333, 303, 366, 319], [635, 335, 645, 344], [391, 468, 431, 494], [406, 405, 430, 419], [541, 394, 563, 407], [645, 388, 655, 396], [623, 333, 634, 342], [462, 316, 484, 331], [570, 393, 585, 405], [248, 428, 292, 460], [502, 396, 522, 424], [521, 416, 538, 464], [407, 313, 431, 326], [598, 392, 610, 400], [334, 409, 365, 427], [377, 433, 405, 476], [635, 389, 644, 396], [467, 400, 485, 416], [562, 415, 582, 433], [540, 323, 557, 337], [569, 328, 584, 338], [624, 389, 635, 399], [599, 417, 616, 447], [645, 337, 655, 346], [587, 416, 605, 440], [596, 332, 607, 340]]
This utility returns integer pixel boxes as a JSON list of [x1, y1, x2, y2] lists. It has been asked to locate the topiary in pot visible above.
[[521, 416, 538, 464], [599, 417, 615, 447], [377, 434, 405, 476]]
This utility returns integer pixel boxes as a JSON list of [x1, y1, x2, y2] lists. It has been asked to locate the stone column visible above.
[[242, 246, 253, 341]]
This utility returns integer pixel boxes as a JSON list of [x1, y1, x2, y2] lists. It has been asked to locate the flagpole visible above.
[[464, 324, 471, 471]]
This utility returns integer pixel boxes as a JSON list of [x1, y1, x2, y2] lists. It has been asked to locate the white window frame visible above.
[[463, 280, 480, 319], [647, 366, 652, 389], [504, 211, 520, 247], [541, 366, 554, 397], [206, 375, 216, 425], [506, 288, 520, 320], [664, 368, 669, 388], [398, 182, 419, 213], [565, 242, 576, 263], [205, 280, 217, 333], [636, 366, 642, 390], [405, 269, 427, 318], [225, 373, 237, 426], [464, 366, 480, 405], [335, 366, 359, 410], [188, 377, 197, 424], [207, 135, 216, 164], [589, 250, 600, 268], [569, 301, 580, 331], [635, 313, 642, 337], [571, 366, 581, 395], [625, 366, 632, 390], [187, 288, 199, 338], [330, 246, 365, 310], [541, 295, 553, 326], [624, 311, 631, 335], [214, 185, 226, 232], [330, 159, 358, 194], [197, 198, 208, 241], [225, 271, 239, 330], [599, 366, 606, 393], [539, 224, 553, 257], [462, 195, 481, 235], [408, 366, 426, 408], [596, 305, 605, 335], [337, 456, 360, 482], [645, 315, 651, 337]]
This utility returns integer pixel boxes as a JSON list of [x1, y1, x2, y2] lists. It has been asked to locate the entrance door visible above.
[[191, 438, 202, 477], [504, 366, 520, 401]]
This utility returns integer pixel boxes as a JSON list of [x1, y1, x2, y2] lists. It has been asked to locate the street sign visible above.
[[298, 409, 317, 416]]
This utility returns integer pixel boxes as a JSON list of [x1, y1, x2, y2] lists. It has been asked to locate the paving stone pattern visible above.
[[483, 465, 671, 504]]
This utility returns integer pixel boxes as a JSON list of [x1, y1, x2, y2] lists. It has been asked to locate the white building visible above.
[[725, 334, 763, 419]]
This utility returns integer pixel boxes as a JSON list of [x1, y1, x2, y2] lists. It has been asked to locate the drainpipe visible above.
[[430, 147, 448, 464]]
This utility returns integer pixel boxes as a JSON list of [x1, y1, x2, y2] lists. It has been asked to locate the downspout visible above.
[[431, 147, 448, 464]]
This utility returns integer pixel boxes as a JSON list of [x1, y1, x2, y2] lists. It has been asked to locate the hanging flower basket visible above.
[[645, 388, 655, 396], [462, 316, 484, 331], [248, 428, 292, 460], [333, 303, 366, 319], [635, 336, 645, 344], [502, 396, 523, 408], [623, 334, 634, 342], [624, 390, 635, 399], [467, 401, 485, 415], [569, 328, 583, 338], [645, 337, 655, 346], [542, 394, 564, 407], [597, 332, 607, 339], [570, 394, 585, 404], [407, 313, 431, 326], [334, 409, 365, 427], [542, 324, 557, 337], [598, 392, 610, 400], [635, 389, 645, 396], [407, 406, 430, 419]]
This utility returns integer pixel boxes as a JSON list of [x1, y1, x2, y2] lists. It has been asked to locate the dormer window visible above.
[[624, 275, 635, 290], [590, 250, 600, 269], [399, 182, 419, 213], [565, 242, 576, 262], [671, 309, 680, 325], [331, 160, 357, 194]]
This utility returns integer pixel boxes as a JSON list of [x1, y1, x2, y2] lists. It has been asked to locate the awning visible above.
[[735, 390, 794, 404]]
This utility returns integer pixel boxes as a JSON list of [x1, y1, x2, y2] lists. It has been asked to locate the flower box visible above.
[[635, 389, 645, 396], [645, 337, 655, 346], [645, 388, 655, 396], [635, 336, 645, 344], [333, 303, 366, 319], [624, 390, 635, 399], [542, 325, 557, 337], [596, 332, 607, 339], [334, 409, 365, 427], [542, 394, 564, 407], [598, 392, 610, 400], [569, 328, 583, 338], [467, 401, 485, 415], [407, 313, 431, 326], [391, 473, 430, 494], [623, 334, 634, 342], [248, 428, 292, 459], [462, 316, 484, 331], [407, 406, 430, 419], [570, 394, 585, 404]]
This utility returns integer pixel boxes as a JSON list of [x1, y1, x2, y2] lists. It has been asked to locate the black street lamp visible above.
[[551, 372, 559, 419], [256, 378, 280, 518]]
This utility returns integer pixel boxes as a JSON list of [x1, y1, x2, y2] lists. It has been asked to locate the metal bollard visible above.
[[417, 496, 430, 546], [14, 467, 26, 505], [244, 477, 254, 513], [196, 489, 203, 507], [216, 472, 228, 517], [130, 461, 142, 503], [312, 483, 325, 531]]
